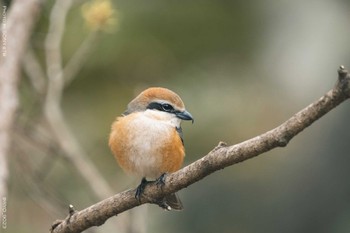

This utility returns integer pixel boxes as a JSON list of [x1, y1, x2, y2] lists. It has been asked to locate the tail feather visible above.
[[165, 193, 183, 210]]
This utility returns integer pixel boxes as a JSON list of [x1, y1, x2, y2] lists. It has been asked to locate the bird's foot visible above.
[[135, 177, 151, 202], [155, 173, 167, 189], [135, 174, 170, 208]]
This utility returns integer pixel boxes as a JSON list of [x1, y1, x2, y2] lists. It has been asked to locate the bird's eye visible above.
[[161, 104, 174, 112]]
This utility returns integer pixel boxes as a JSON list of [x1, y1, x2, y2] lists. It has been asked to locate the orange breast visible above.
[[158, 129, 184, 173], [109, 116, 134, 174], [109, 113, 185, 178]]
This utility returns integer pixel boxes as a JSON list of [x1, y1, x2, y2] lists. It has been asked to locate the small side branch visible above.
[[51, 66, 350, 233]]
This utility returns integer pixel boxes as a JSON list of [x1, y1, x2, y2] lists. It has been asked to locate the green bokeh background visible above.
[[6, 0, 350, 232]]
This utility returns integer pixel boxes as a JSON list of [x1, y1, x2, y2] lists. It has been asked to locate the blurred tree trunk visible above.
[[0, 0, 42, 200]]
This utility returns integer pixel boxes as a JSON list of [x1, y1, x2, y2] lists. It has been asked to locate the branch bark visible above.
[[0, 0, 41, 200], [51, 66, 350, 233]]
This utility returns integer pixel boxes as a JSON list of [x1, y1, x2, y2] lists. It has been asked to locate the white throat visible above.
[[143, 109, 181, 128]]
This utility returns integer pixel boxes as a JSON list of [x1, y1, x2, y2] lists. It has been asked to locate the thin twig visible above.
[[44, 0, 114, 199], [23, 47, 47, 95], [51, 66, 350, 233], [12, 144, 66, 217], [63, 30, 99, 86]]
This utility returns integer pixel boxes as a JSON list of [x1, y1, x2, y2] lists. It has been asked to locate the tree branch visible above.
[[0, 0, 41, 201], [51, 66, 350, 233], [44, 0, 114, 199], [23, 47, 47, 95], [63, 30, 99, 87]]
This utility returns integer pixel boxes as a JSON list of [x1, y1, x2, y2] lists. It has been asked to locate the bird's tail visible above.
[[164, 193, 183, 210]]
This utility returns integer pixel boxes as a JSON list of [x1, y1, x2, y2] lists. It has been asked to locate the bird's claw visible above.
[[135, 177, 150, 202], [135, 174, 168, 205], [155, 173, 167, 189]]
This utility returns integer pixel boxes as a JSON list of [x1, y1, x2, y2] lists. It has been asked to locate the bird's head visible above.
[[124, 87, 194, 123]]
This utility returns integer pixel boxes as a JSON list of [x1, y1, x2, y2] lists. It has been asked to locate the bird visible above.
[[109, 87, 193, 210]]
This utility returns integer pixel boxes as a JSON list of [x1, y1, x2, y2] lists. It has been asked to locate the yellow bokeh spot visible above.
[[82, 0, 117, 32]]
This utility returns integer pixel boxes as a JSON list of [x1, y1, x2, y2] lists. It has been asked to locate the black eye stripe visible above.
[[147, 102, 163, 111], [147, 102, 176, 113]]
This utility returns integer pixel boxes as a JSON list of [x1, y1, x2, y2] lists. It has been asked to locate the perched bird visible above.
[[109, 87, 193, 210]]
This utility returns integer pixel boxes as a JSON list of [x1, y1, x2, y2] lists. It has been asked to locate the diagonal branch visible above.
[[63, 30, 99, 87], [51, 66, 350, 233], [23, 47, 47, 95], [44, 0, 114, 199]]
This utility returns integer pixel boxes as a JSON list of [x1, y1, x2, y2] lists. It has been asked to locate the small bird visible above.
[[109, 87, 193, 210]]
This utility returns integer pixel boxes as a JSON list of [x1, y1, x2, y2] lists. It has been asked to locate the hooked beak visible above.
[[176, 110, 194, 123]]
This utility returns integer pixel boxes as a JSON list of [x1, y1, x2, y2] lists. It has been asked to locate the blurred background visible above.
[[3, 0, 350, 232]]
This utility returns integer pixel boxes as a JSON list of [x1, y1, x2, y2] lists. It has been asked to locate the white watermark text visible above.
[[2, 5, 7, 57], [1, 197, 7, 229]]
